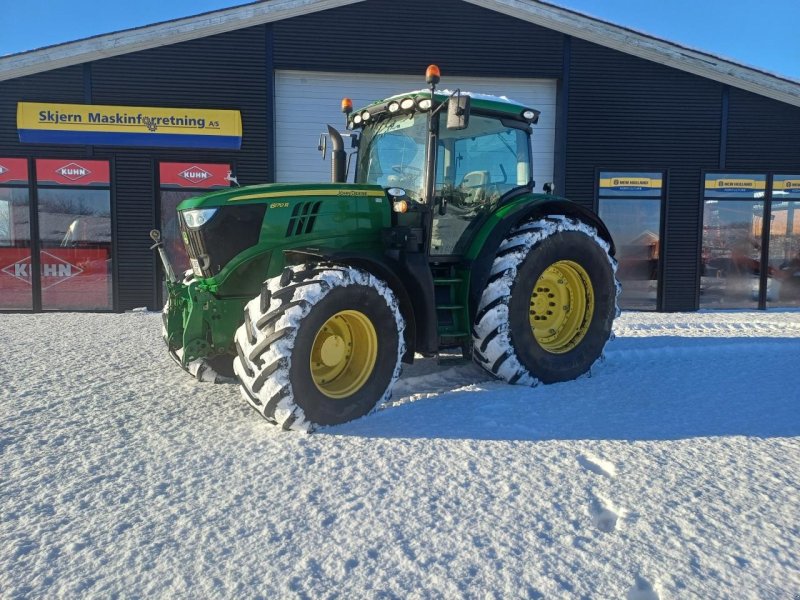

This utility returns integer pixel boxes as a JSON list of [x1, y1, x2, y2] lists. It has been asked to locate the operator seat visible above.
[[460, 170, 490, 204]]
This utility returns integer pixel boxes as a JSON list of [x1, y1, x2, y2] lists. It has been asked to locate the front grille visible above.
[[180, 204, 267, 278]]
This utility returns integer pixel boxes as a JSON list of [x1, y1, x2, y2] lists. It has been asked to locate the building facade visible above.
[[1, 0, 799, 312]]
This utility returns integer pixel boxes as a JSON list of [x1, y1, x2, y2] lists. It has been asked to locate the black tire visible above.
[[234, 265, 405, 431], [472, 216, 620, 385]]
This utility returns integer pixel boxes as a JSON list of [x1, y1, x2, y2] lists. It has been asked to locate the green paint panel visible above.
[[165, 182, 391, 366]]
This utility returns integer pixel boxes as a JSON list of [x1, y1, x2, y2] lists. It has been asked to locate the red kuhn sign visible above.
[[159, 162, 232, 188], [36, 159, 110, 186], [0, 158, 28, 184], [0, 248, 111, 309]]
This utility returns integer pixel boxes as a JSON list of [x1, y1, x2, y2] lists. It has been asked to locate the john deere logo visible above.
[[0, 165, 7, 176], [56, 163, 91, 181], [179, 166, 212, 184]]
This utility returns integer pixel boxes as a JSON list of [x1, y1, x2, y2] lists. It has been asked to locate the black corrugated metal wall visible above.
[[565, 39, 724, 311], [273, 0, 564, 78], [2, 0, 800, 312], [726, 88, 800, 172]]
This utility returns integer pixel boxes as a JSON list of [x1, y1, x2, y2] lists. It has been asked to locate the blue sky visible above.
[[2, 0, 799, 81]]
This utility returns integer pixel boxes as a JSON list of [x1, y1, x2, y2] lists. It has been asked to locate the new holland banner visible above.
[[17, 102, 242, 150], [772, 175, 800, 195], [598, 171, 663, 197], [704, 173, 766, 199]]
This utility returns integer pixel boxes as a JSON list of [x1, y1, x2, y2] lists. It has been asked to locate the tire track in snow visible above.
[[613, 316, 800, 339]]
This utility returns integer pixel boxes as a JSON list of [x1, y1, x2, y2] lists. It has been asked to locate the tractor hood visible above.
[[174, 182, 391, 286], [176, 182, 387, 210]]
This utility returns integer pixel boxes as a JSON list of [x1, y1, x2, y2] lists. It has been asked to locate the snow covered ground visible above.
[[1, 310, 799, 599]]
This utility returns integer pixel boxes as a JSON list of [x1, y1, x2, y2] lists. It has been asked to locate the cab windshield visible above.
[[355, 113, 428, 201], [355, 109, 532, 208]]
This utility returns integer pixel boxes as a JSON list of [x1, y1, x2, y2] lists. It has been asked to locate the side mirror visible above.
[[447, 93, 470, 130]]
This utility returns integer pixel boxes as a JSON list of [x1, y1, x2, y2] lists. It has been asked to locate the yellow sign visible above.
[[599, 177, 662, 189], [773, 179, 800, 191], [704, 178, 766, 190], [17, 102, 242, 149]]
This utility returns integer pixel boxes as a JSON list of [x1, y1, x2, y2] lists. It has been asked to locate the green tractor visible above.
[[153, 66, 619, 432]]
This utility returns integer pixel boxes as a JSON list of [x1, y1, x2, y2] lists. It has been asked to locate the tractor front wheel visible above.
[[233, 266, 405, 431], [472, 216, 619, 385]]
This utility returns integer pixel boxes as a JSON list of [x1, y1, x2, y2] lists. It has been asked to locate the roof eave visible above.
[[464, 0, 800, 109], [2, 0, 799, 110], [0, 0, 365, 82]]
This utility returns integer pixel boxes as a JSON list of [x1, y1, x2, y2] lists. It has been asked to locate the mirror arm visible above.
[[430, 88, 462, 118]]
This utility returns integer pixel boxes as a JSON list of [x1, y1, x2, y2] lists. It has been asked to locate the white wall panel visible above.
[[275, 71, 556, 191]]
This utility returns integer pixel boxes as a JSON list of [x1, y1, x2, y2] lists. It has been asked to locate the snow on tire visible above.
[[233, 265, 405, 432], [472, 216, 620, 386]]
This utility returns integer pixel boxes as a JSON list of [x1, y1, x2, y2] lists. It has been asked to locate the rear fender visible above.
[[283, 248, 423, 363], [466, 197, 615, 323]]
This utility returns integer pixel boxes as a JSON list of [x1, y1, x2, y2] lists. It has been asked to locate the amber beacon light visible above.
[[341, 97, 353, 114], [425, 64, 441, 86]]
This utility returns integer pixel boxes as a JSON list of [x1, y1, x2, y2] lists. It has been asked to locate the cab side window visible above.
[[438, 116, 530, 210]]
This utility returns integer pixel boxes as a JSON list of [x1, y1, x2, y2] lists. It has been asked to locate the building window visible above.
[[35, 159, 113, 310], [0, 158, 32, 310], [597, 171, 664, 310], [700, 173, 770, 309], [158, 162, 232, 286], [768, 175, 800, 307]]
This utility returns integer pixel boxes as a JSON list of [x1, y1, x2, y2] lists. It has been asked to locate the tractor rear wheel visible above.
[[472, 216, 619, 385], [233, 265, 405, 431]]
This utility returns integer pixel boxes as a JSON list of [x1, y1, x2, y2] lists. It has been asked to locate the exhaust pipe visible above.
[[327, 125, 346, 183]]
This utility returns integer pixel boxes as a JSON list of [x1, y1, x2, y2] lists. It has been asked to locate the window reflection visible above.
[[768, 199, 800, 306], [700, 199, 763, 308], [599, 199, 661, 310], [37, 188, 112, 310], [597, 172, 663, 310], [0, 187, 32, 309]]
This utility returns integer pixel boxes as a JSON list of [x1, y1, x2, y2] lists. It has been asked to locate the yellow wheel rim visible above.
[[529, 260, 594, 354], [310, 310, 378, 399]]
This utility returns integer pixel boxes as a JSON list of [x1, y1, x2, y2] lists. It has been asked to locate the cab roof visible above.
[[349, 89, 540, 129]]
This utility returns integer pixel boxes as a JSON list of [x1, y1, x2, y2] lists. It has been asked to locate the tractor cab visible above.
[[345, 81, 540, 258], [331, 71, 543, 352]]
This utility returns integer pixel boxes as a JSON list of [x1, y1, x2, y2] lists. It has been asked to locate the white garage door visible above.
[[275, 71, 556, 192]]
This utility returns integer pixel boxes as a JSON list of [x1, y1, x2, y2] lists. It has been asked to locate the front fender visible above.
[[283, 248, 424, 361]]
